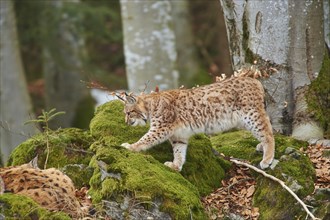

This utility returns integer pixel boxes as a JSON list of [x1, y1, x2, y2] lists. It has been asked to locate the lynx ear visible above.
[[125, 92, 137, 104], [116, 94, 125, 102]]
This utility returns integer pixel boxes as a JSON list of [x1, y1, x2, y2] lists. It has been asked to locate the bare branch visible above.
[[230, 159, 321, 220]]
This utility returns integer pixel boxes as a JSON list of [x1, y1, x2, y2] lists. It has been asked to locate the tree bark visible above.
[[324, 0, 330, 51], [42, 0, 92, 129], [220, 0, 325, 140], [289, 0, 324, 140], [0, 0, 37, 163], [171, 0, 200, 86], [120, 0, 178, 93]]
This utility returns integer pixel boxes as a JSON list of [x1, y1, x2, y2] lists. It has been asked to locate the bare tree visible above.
[[120, 0, 178, 93], [171, 0, 200, 86], [220, 0, 325, 140], [42, 0, 92, 129], [0, 0, 37, 163]]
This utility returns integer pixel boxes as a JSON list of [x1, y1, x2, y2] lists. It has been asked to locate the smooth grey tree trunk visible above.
[[43, 0, 90, 129], [0, 0, 37, 163], [171, 0, 200, 86], [220, 0, 324, 140], [324, 0, 330, 51], [289, 0, 324, 140], [120, 0, 178, 93]]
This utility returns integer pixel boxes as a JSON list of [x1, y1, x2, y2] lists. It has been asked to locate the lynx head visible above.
[[119, 93, 148, 126]]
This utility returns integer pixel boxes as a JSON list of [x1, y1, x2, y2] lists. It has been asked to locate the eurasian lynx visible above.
[[120, 77, 275, 171]]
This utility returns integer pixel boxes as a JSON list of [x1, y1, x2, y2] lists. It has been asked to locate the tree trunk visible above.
[[289, 0, 324, 140], [0, 0, 37, 163], [220, 0, 324, 140], [171, 0, 200, 86], [42, 0, 92, 129], [324, 0, 330, 51], [120, 0, 178, 93]]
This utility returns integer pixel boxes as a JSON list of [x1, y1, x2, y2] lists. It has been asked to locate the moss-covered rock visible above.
[[7, 128, 95, 187], [62, 164, 94, 188], [90, 100, 228, 195], [8, 128, 94, 168], [89, 143, 207, 219], [0, 193, 70, 220], [306, 50, 330, 138], [211, 130, 315, 220]]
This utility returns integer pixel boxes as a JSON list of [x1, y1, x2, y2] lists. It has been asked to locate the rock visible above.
[[7, 128, 94, 168], [270, 159, 279, 170], [88, 144, 207, 219], [317, 139, 330, 147], [309, 188, 330, 220], [226, 213, 245, 220], [62, 164, 94, 188], [211, 131, 315, 220], [90, 100, 229, 196], [284, 147, 295, 154], [288, 179, 303, 193], [88, 100, 229, 218]]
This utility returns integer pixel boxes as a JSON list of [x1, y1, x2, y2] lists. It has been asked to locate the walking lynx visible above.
[[120, 77, 275, 171]]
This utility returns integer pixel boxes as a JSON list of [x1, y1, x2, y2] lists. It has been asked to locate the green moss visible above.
[[90, 101, 227, 195], [62, 164, 94, 188], [254, 156, 315, 220], [180, 135, 229, 195], [88, 144, 207, 219], [0, 193, 70, 220], [306, 51, 330, 138], [211, 130, 315, 219], [253, 178, 304, 220], [90, 101, 148, 146], [7, 128, 94, 168], [314, 202, 330, 220], [211, 130, 260, 164], [211, 130, 308, 163], [72, 95, 96, 129]]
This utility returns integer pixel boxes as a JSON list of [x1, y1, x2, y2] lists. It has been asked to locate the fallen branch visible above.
[[230, 159, 320, 220]]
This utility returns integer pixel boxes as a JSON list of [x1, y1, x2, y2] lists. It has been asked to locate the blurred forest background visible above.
[[0, 0, 329, 163], [1, 0, 232, 162]]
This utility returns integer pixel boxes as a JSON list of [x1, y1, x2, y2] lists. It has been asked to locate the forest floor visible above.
[[76, 143, 330, 220], [202, 143, 330, 220]]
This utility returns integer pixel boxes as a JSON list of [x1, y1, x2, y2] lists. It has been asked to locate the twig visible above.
[[230, 159, 321, 220]]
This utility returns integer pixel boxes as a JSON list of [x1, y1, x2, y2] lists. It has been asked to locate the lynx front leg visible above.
[[121, 125, 173, 152], [164, 140, 188, 171]]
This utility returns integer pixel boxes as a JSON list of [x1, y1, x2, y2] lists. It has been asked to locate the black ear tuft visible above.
[[125, 93, 136, 104], [116, 95, 125, 102]]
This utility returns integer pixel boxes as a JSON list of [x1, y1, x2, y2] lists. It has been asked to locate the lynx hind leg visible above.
[[256, 143, 263, 152], [165, 140, 188, 171], [243, 111, 275, 169]]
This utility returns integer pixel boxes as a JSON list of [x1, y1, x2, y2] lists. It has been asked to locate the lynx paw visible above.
[[164, 162, 180, 171], [256, 143, 264, 152], [121, 143, 131, 149], [259, 160, 272, 169]]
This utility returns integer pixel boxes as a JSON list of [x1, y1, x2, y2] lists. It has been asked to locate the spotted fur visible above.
[[121, 77, 275, 171], [0, 161, 85, 218]]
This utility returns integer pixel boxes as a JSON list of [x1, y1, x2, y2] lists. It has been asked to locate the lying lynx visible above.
[[120, 77, 275, 171], [0, 157, 86, 218]]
